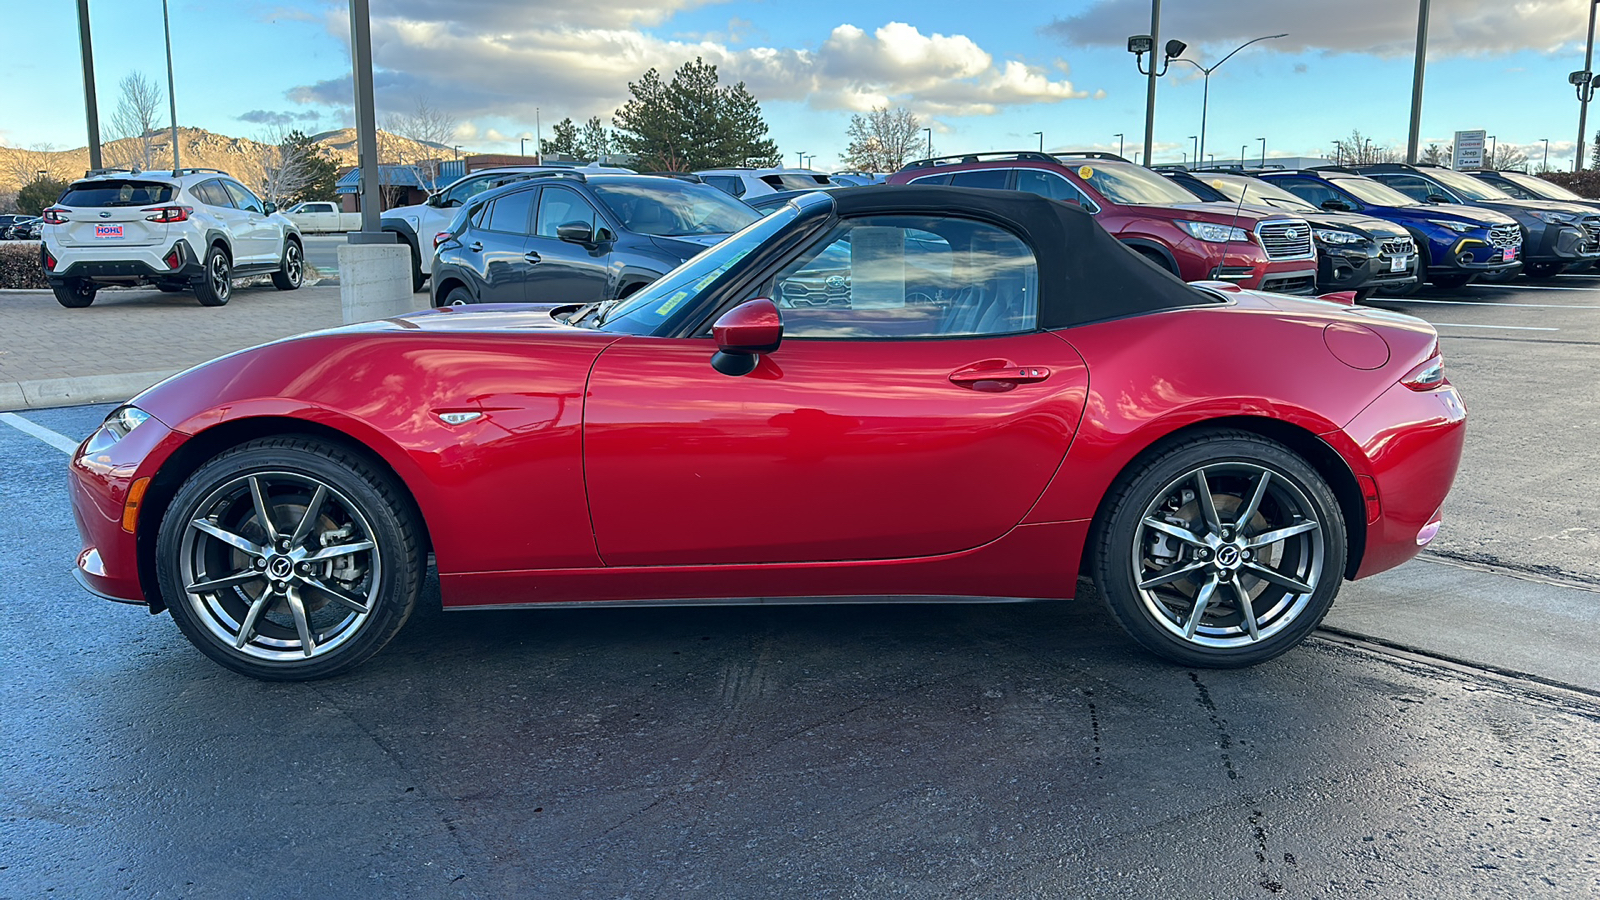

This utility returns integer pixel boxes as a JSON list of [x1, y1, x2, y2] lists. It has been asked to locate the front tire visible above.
[[271, 239, 304, 290], [444, 287, 474, 307], [194, 245, 233, 306], [1522, 261, 1564, 281], [1093, 432, 1347, 668], [156, 437, 424, 680], [51, 278, 97, 308]]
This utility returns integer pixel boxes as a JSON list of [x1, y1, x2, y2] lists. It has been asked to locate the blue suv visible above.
[[430, 172, 759, 307], [1259, 167, 1521, 291]]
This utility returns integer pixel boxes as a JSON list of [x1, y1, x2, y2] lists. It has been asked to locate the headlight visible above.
[[83, 406, 152, 455], [1177, 220, 1251, 243], [1314, 228, 1364, 245], [1426, 219, 1474, 234], [1528, 210, 1579, 225]]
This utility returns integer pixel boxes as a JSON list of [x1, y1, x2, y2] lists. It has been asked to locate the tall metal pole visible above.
[[1406, 0, 1431, 164], [1580, 0, 1593, 170], [1115, 133, 1124, 157], [348, 0, 387, 240], [1198, 72, 1210, 166], [161, 0, 180, 172], [76, 0, 102, 172], [1142, 0, 1161, 168]]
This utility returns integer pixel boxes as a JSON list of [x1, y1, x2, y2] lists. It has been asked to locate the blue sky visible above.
[[2, 0, 1592, 170]]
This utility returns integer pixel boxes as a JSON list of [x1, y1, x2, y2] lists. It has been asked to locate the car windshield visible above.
[[1425, 168, 1513, 202], [764, 173, 831, 191], [1205, 176, 1316, 211], [1062, 160, 1203, 205], [1334, 177, 1419, 207], [598, 203, 803, 332], [591, 179, 760, 237], [1498, 171, 1583, 201], [59, 179, 177, 207]]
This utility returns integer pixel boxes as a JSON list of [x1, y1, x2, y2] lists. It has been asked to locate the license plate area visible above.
[[95, 224, 124, 239], [1389, 255, 1410, 272], [1501, 248, 1515, 262]]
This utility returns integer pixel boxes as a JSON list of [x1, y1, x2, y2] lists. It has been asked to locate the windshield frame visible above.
[[1497, 171, 1583, 201], [1423, 167, 1513, 202], [1331, 176, 1420, 208]]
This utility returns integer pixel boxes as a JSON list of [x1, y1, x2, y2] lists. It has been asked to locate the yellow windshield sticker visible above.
[[1078, 166, 1094, 180], [655, 291, 691, 316]]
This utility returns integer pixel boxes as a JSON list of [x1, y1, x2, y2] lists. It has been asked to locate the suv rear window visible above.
[[60, 180, 177, 207]]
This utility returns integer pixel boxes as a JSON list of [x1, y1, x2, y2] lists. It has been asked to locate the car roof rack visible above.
[[172, 167, 229, 176], [1306, 165, 1361, 175], [646, 172, 705, 182], [899, 151, 1058, 171], [1151, 163, 1189, 172], [1055, 151, 1133, 163], [82, 167, 138, 177], [1351, 162, 1435, 172]]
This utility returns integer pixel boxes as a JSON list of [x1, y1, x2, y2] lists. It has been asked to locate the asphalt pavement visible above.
[[3, 273, 1600, 897]]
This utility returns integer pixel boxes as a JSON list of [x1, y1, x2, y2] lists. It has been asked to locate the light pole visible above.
[[1169, 33, 1287, 169], [1258, 137, 1266, 166], [1541, 138, 1550, 171], [535, 107, 541, 160], [1114, 133, 1125, 157], [1240, 144, 1246, 168], [1332, 138, 1341, 165], [795, 150, 805, 168], [1406, 0, 1431, 163], [1189, 135, 1198, 164], [453, 144, 461, 161], [161, 0, 181, 172], [75, 0, 102, 171], [1127, 2, 1188, 172], [520, 137, 528, 157], [1575, 0, 1598, 170], [1033, 131, 1043, 152], [1487, 134, 1496, 167], [925, 128, 933, 158]]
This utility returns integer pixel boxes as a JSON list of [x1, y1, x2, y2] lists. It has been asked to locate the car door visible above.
[[584, 213, 1090, 567], [525, 185, 614, 304], [467, 187, 537, 302], [220, 180, 279, 264], [193, 179, 248, 250]]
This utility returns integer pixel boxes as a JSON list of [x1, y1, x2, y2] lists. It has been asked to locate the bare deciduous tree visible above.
[[106, 71, 165, 171], [1330, 130, 1403, 166], [5, 142, 75, 188], [841, 106, 922, 173], [253, 126, 317, 207], [379, 97, 458, 205]]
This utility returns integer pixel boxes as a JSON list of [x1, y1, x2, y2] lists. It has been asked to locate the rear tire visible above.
[[156, 436, 424, 681], [194, 245, 232, 307], [52, 279, 97, 308], [406, 240, 426, 293], [1093, 431, 1347, 668], [270, 239, 304, 291], [445, 287, 474, 307]]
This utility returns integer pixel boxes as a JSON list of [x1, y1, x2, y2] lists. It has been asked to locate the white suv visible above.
[[41, 168, 303, 308], [382, 162, 632, 292], [695, 168, 834, 199]]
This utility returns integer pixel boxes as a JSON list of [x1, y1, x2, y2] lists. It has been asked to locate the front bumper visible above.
[[46, 238, 202, 286], [1526, 222, 1600, 264], [1317, 239, 1418, 294], [69, 412, 184, 608]]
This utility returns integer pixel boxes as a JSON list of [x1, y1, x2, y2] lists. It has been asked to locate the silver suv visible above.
[[41, 167, 303, 308]]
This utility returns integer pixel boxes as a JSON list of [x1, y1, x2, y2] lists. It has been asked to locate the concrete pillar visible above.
[[337, 244, 416, 323]]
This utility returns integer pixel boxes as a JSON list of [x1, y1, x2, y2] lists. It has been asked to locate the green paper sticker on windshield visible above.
[[655, 291, 691, 316]]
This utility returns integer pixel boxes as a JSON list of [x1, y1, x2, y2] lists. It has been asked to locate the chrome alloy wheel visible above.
[[284, 242, 303, 285], [1131, 463, 1325, 649], [209, 252, 232, 301], [177, 471, 383, 661]]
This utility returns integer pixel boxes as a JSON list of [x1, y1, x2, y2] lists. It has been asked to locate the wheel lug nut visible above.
[[254, 558, 266, 569]]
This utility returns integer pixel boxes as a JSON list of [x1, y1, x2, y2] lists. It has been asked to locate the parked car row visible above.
[[2, 214, 41, 240]]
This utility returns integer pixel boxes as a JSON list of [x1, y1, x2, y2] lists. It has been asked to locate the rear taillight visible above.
[[1400, 353, 1446, 391], [144, 206, 193, 223], [434, 232, 452, 249], [41, 208, 67, 225]]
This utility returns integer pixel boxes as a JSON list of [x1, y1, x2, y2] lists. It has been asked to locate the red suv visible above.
[[887, 151, 1318, 294]]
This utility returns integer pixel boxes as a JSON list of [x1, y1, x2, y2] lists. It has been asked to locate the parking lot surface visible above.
[[3, 273, 1599, 897]]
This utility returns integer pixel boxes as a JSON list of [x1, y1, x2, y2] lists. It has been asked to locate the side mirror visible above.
[[262, 201, 276, 214], [1426, 193, 1452, 204], [556, 220, 596, 244], [710, 298, 782, 376], [1320, 199, 1352, 212], [425, 194, 443, 208]]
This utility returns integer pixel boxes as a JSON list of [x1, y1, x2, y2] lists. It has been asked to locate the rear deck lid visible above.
[[53, 178, 178, 248]]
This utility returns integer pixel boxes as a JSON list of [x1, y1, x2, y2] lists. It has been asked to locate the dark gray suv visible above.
[[429, 172, 760, 308]]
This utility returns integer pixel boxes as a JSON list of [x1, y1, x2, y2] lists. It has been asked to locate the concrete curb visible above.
[[0, 370, 180, 412]]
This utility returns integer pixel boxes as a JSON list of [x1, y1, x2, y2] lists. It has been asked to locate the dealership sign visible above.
[[1453, 130, 1487, 169]]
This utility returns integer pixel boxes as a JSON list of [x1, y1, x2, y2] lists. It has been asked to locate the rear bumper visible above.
[[1334, 379, 1467, 580], [46, 238, 202, 285]]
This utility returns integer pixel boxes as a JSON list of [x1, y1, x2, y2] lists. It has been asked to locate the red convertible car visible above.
[[69, 187, 1466, 680]]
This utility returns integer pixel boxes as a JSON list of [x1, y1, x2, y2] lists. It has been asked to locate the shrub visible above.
[[1537, 170, 1600, 199], [0, 242, 49, 289]]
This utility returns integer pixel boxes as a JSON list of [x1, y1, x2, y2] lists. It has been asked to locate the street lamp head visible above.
[[1572, 70, 1593, 86], [1164, 39, 1188, 59], [1127, 35, 1153, 55]]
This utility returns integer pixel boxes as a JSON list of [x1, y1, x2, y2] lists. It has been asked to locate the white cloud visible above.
[[289, 10, 1092, 125], [1043, 0, 1588, 58]]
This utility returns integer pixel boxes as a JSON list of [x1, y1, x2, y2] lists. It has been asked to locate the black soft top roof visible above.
[[827, 185, 1213, 329]]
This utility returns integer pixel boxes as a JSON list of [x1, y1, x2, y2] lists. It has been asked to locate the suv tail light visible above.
[[434, 232, 452, 249], [1400, 352, 1446, 391], [144, 206, 193, 223], [43, 248, 57, 271], [42, 208, 68, 225]]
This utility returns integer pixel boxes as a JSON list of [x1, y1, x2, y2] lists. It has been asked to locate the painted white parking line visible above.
[[1431, 322, 1560, 331], [1474, 284, 1600, 292], [0, 413, 79, 454], [1395, 299, 1600, 310]]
